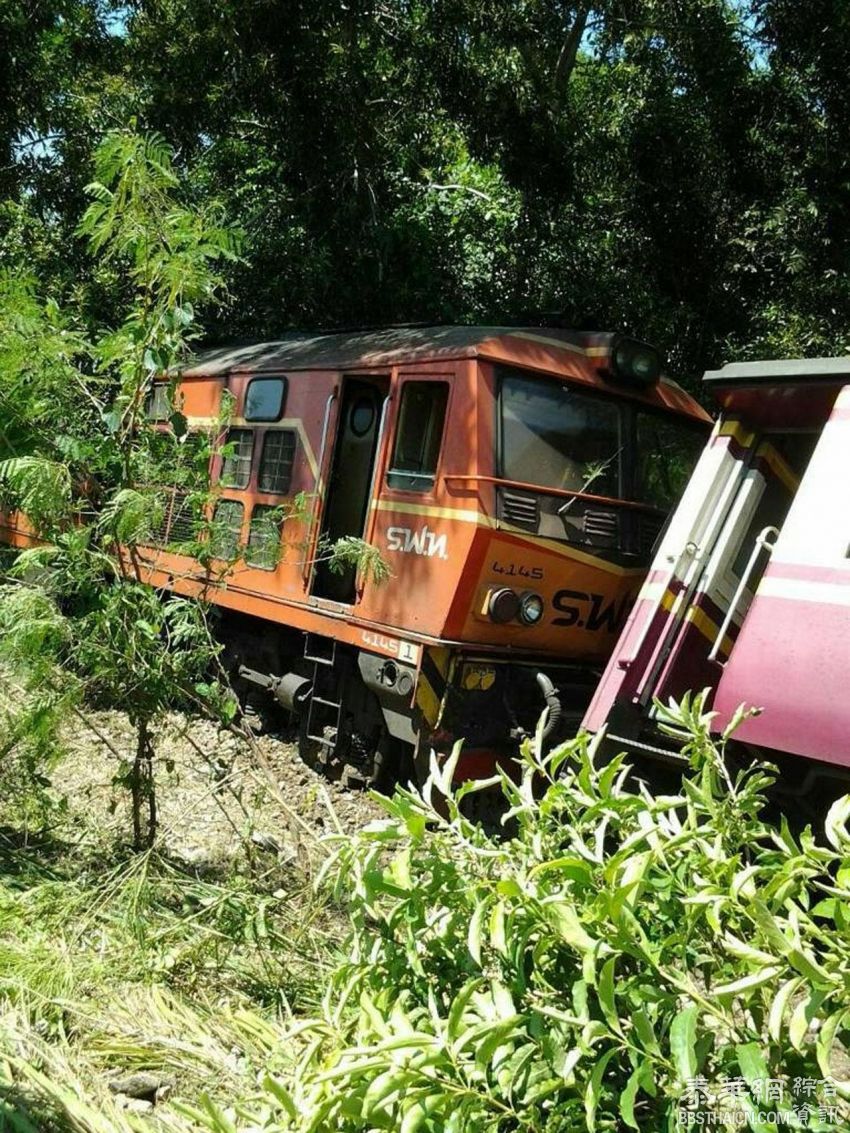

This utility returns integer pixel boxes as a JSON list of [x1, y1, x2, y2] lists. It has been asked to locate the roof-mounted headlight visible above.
[[609, 336, 662, 386]]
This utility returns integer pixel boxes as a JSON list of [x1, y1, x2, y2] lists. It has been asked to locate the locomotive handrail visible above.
[[442, 474, 667, 516], [366, 394, 392, 518], [303, 388, 339, 588], [355, 393, 393, 600], [708, 524, 780, 665]]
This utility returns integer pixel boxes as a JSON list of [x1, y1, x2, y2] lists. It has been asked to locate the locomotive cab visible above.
[[136, 326, 708, 785], [584, 355, 850, 780]]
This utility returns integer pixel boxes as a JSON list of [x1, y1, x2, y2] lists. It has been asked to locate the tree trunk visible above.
[[554, 3, 592, 93], [131, 717, 157, 850]]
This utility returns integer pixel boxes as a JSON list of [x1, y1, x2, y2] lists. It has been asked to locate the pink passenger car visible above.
[[584, 356, 850, 782]]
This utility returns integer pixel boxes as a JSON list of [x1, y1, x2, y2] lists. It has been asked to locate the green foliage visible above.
[[321, 535, 394, 588], [210, 696, 850, 1132], [80, 128, 241, 479], [0, 123, 391, 847], [0, 456, 73, 530], [0, 588, 76, 818], [75, 587, 216, 717], [96, 486, 164, 546], [0, 272, 93, 465], [0, 126, 245, 848], [5, 2, 850, 374]]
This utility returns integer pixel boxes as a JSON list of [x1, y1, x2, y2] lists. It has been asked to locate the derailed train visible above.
[[6, 325, 840, 785], [582, 354, 850, 783], [129, 325, 709, 784]]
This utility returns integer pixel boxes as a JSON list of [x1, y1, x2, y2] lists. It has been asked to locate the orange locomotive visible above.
[[139, 326, 710, 784]]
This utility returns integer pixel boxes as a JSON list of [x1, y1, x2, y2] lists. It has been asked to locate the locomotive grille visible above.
[[149, 489, 198, 547], [497, 488, 539, 532], [583, 508, 619, 543]]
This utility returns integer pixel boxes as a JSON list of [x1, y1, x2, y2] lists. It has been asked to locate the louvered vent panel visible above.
[[583, 509, 619, 543], [498, 488, 539, 532], [148, 502, 171, 546], [168, 494, 198, 544], [148, 490, 196, 547]]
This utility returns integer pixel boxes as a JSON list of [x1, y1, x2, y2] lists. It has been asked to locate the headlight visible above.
[[610, 336, 662, 386], [519, 591, 545, 625], [487, 587, 520, 623]]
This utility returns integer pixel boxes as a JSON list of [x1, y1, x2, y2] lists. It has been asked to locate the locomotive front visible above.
[[400, 332, 711, 779]]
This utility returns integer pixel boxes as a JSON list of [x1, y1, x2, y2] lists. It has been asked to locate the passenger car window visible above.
[[220, 428, 253, 488], [211, 500, 244, 558], [245, 377, 287, 422], [247, 505, 284, 569], [387, 382, 449, 492], [259, 430, 296, 494]]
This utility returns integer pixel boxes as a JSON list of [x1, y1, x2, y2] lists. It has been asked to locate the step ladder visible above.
[[303, 634, 343, 757]]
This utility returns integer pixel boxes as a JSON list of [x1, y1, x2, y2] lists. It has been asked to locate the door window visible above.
[[387, 382, 449, 492], [312, 377, 388, 601], [350, 396, 377, 437]]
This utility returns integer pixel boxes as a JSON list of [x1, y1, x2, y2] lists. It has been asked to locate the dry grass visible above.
[[0, 713, 348, 1132]]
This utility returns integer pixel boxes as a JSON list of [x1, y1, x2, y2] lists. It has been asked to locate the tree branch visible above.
[[554, 3, 592, 91]]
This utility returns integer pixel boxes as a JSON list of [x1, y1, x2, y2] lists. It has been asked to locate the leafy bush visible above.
[[206, 695, 850, 1132]]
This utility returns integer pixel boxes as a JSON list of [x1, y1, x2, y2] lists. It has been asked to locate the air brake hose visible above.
[[535, 672, 562, 741]]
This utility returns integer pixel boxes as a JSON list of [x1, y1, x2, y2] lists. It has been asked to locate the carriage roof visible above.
[[181, 325, 606, 376], [704, 356, 850, 387]]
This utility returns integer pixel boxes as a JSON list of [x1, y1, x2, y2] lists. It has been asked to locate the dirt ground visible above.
[[57, 708, 386, 865]]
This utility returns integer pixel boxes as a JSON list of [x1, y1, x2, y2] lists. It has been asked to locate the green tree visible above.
[[4, 3, 850, 379], [0, 128, 240, 847]]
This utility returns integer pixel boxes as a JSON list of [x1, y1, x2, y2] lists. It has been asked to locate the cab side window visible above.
[[245, 377, 287, 422], [220, 428, 254, 488], [211, 499, 244, 558], [145, 383, 171, 421], [247, 505, 284, 569], [387, 382, 449, 492], [258, 430, 296, 494]]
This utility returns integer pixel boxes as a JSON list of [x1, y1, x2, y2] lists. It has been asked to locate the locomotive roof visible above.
[[181, 325, 609, 376], [704, 355, 850, 386]]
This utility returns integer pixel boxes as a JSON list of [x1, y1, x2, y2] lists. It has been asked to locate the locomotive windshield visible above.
[[498, 369, 705, 513], [635, 410, 706, 510], [500, 372, 621, 496]]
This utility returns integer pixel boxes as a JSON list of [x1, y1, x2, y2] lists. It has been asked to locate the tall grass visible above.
[[0, 830, 334, 1131]]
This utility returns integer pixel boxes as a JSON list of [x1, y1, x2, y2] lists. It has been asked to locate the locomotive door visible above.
[[312, 376, 389, 603], [651, 438, 799, 705]]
